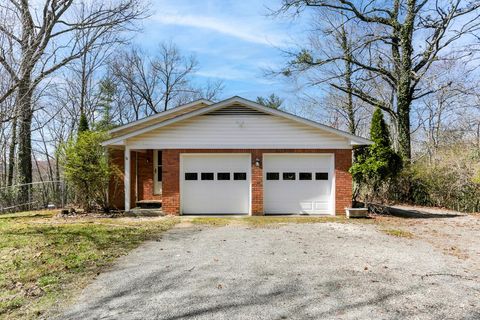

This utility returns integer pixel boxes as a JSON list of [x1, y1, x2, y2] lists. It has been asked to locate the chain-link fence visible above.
[[0, 181, 72, 213]]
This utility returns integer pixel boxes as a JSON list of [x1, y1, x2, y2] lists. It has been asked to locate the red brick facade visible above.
[[109, 148, 352, 215]]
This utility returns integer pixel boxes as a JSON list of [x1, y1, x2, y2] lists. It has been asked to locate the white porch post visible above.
[[124, 146, 131, 211]]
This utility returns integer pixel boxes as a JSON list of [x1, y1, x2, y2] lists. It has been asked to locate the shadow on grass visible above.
[[0, 212, 53, 220]]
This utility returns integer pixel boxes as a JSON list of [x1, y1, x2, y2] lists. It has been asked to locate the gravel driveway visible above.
[[61, 221, 480, 320]]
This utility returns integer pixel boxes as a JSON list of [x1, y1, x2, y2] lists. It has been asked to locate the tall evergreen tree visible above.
[[95, 78, 116, 131], [350, 108, 402, 200], [256, 93, 284, 109], [78, 113, 90, 134]]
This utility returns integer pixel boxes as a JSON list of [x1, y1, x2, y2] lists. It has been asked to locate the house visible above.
[[102, 96, 371, 215]]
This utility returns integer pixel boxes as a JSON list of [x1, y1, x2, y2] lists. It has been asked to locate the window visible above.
[[201, 172, 214, 180], [234, 172, 247, 180], [185, 172, 198, 180], [266, 172, 279, 180], [283, 172, 296, 180], [299, 172, 312, 180], [157, 151, 162, 182], [217, 172, 230, 180], [316, 172, 328, 180]]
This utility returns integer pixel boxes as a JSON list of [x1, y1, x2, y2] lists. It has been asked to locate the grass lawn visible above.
[[0, 210, 179, 319], [189, 215, 348, 227]]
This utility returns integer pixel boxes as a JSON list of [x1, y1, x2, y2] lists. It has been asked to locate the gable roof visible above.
[[108, 99, 214, 137], [102, 96, 372, 146]]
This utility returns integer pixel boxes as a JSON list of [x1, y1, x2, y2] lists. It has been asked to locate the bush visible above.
[[350, 108, 403, 203], [60, 131, 119, 212], [416, 145, 480, 212], [392, 144, 480, 213]]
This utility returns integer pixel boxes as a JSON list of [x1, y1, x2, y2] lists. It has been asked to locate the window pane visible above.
[[217, 172, 230, 180], [201, 172, 214, 180], [185, 172, 197, 180], [283, 172, 296, 180], [266, 172, 279, 180], [299, 172, 312, 180], [316, 172, 328, 180], [234, 172, 247, 180], [157, 168, 162, 182]]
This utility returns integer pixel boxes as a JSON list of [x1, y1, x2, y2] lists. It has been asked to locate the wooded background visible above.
[[0, 0, 479, 212]]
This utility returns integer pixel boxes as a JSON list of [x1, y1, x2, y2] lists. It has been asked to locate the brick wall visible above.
[[162, 150, 180, 214], [251, 150, 264, 215], [160, 149, 353, 216], [333, 149, 353, 214]]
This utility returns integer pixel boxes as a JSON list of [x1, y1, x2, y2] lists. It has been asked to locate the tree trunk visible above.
[[397, 80, 412, 160], [16, 80, 33, 207], [396, 0, 416, 161], [340, 26, 356, 136]]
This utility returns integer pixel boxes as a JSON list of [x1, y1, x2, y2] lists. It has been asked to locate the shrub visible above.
[[60, 131, 119, 212], [350, 108, 403, 203], [393, 144, 480, 213]]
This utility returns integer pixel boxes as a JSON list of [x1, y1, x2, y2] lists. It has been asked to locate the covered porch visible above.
[[110, 148, 163, 212]]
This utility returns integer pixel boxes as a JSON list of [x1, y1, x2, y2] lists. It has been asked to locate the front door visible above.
[[153, 150, 162, 195]]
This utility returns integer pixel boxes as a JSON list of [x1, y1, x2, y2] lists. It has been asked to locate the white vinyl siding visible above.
[[127, 114, 351, 149]]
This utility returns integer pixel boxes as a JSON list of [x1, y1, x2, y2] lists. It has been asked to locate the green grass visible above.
[[190, 215, 346, 227], [382, 228, 414, 238], [0, 211, 178, 319]]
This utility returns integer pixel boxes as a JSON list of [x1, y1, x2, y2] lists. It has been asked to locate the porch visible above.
[[109, 148, 163, 212]]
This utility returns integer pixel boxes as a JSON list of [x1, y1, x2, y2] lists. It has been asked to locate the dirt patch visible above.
[[373, 214, 480, 269]]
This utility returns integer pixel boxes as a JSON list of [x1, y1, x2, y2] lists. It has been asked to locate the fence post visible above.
[[28, 185, 31, 211], [61, 181, 65, 209]]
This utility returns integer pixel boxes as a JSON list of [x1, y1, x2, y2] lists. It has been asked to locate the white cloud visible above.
[[152, 13, 287, 47]]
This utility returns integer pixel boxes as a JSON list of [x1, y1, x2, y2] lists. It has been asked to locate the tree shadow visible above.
[[60, 264, 431, 320], [369, 204, 464, 219], [58, 224, 479, 320], [0, 212, 53, 220]]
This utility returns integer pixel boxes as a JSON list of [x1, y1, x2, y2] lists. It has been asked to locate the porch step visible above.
[[136, 200, 162, 209], [127, 207, 164, 217]]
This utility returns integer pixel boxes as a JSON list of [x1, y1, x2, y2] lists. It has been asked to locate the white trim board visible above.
[[108, 99, 213, 135]]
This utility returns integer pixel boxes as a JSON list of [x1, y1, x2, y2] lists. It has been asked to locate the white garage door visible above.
[[181, 154, 250, 214], [263, 154, 334, 215]]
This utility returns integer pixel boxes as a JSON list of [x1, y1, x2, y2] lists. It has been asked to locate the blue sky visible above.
[[134, 0, 308, 104]]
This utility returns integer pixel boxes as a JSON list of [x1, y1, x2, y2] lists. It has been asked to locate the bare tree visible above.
[[154, 42, 199, 111], [276, 0, 480, 161], [0, 0, 146, 198], [110, 42, 223, 121], [110, 47, 163, 116]]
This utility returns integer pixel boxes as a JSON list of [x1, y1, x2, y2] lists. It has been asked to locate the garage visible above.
[[263, 154, 334, 215], [180, 154, 250, 214]]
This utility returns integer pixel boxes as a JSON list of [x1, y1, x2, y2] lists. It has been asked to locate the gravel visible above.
[[60, 222, 480, 320]]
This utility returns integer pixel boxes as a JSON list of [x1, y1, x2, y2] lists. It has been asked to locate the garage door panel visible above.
[[264, 154, 334, 215], [181, 154, 250, 215]]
